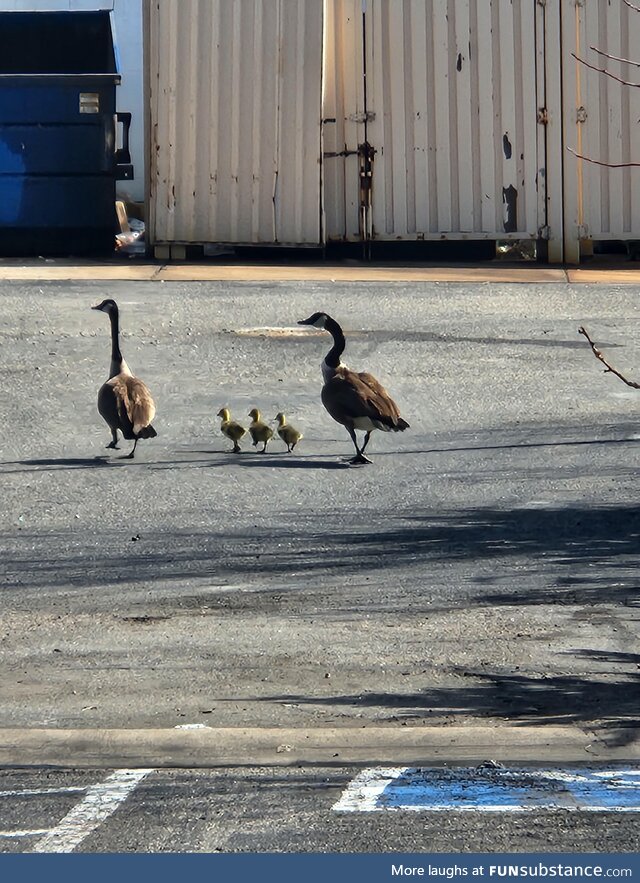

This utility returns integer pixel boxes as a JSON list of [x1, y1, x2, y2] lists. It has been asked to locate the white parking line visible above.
[[0, 829, 50, 839], [333, 767, 408, 812], [0, 786, 87, 799], [32, 769, 153, 853]]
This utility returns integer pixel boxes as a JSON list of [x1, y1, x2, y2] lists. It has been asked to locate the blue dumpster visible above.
[[0, 11, 133, 255]]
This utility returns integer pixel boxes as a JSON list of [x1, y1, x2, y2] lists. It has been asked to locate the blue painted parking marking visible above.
[[332, 766, 640, 812]]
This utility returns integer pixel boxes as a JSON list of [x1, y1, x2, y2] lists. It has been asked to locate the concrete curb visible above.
[[0, 264, 567, 283], [0, 726, 638, 768], [0, 263, 639, 283]]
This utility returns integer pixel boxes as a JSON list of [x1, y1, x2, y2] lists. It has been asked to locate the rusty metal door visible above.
[[324, 0, 552, 250], [322, 0, 374, 245]]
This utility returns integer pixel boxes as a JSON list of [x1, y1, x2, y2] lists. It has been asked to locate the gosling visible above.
[[248, 408, 274, 453], [275, 412, 303, 453], [217, 407, 247, 453]]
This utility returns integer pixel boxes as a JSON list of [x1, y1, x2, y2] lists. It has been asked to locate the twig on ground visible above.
[[578, 326, 640, 389]]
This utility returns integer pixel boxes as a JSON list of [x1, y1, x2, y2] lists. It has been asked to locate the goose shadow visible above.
[[1, 456, 114, 473], [180, 449, 350, 470], [229, 455, 349, 470]]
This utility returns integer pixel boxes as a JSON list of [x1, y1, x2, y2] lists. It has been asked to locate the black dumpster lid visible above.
[[0, 11, 117, 75]]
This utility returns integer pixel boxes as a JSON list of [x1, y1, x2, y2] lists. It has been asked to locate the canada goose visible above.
[[217, 407, 247, 453], [298, 312, 409, 464], [91, 298, 157, 459], [274, 412, 303, 453], [248, 408, 274, 452]]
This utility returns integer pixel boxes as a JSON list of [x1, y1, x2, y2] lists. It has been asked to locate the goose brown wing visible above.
[[111, 375, 156, 437], [322, 368, 408, 429]]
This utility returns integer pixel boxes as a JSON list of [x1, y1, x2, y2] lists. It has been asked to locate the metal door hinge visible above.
[[576, 106, 587, 123], [538, 225, 551, 240], [537, 108, 549, 125], [577, 224, 590, 238]]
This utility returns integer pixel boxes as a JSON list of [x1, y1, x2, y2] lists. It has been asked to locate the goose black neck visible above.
[[108, 306, 123, 368], [324, 316, 345, 368]]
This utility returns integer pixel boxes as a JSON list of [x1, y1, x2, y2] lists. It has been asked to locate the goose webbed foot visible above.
[[124, 439, 138, 460], [106, 441, 120, 450], [232, 443, 242, 453], [346, 427, 371, 464]]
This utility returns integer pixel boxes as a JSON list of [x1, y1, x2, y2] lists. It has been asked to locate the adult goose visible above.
[[92, 298, 157, 459], [298, 312, 409, 464]]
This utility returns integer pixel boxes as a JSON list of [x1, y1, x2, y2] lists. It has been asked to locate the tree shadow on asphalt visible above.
[[245, 668, 640, 735], [3, 503, 639, 607], [3, 501, 638, 736]]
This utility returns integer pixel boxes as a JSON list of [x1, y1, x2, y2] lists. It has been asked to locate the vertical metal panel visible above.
[[537, 0, 564, 261], [357, 0, 543, 241], [147, 0, 323, 247], [563, 0, 640, 248], [322, 0, 364, 240]]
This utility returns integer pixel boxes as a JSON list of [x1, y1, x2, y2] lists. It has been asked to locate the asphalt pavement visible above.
[[0, 268, 639, 851]]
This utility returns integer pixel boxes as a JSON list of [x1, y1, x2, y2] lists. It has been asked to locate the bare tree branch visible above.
[[589, 45, 640, 68], [567, 147, 640, 167], [578, 326, 640, 389], [622, 0, 640, 14], [572, 51, 640, 87]]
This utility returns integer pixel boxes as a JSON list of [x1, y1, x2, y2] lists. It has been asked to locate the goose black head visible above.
[[298, 312, 332, 329], [91, 298, 119, 314]]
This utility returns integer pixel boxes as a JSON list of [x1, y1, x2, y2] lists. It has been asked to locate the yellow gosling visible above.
[[275, 412, 303, 453], [248, 407, 274, 453], [217, 407, 247, 453]]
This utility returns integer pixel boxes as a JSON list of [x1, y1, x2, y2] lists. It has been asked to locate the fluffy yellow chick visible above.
[[248, 408, 274, 453], [275, 412, 303, 453], [217, 407, 247, 453]]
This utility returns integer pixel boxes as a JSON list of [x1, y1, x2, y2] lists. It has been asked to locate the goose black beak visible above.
[[90, 304, 100, 311], [298, 317, 313, 326]]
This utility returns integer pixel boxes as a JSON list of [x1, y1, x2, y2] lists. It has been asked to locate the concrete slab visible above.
[[0, 265, 160, 281], [155, 265, 569, 284], [0, 263, 568, 283], [567, 269, 640, 284], [0, 726, 638, 769]]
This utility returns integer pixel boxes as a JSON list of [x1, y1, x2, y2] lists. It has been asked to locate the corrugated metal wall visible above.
[[147, 0, 640, 261], [562, 0, 640, 260], [322, 0, 364, 242], [368, 0, 542, 240], [146, 0, 323, 247]]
